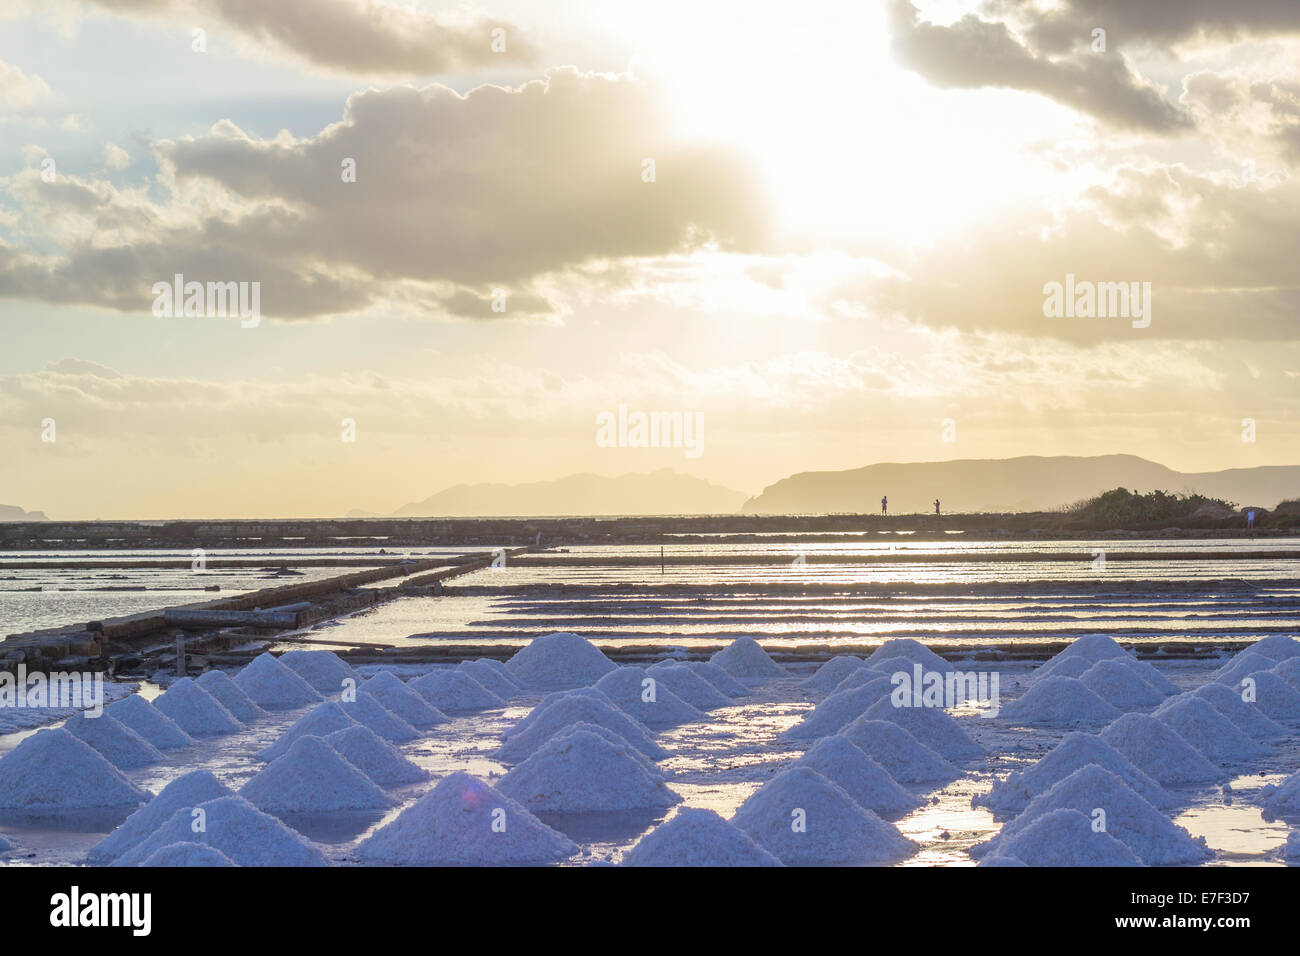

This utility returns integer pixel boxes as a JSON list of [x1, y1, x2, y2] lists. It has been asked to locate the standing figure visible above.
[[881, 496, 888, 516], [935, 498, 941, 515]]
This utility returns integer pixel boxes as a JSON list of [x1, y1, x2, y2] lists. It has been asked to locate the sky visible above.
[[1, 0, 1298, 519]]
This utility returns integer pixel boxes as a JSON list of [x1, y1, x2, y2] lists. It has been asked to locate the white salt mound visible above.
[[1258, 770, 1300, 819], [730, 766, 916, 865], [840, 717, 960, 784], [1214, 651, 1277, 687], [689, 661, 748, 697], [622, 808, 782, 867], [105, 695, 195, 750], [779, 678, 894, 742], [240, 735, 392, 813], [831, 666, 894, 695], [1271, 657, 1300, 691], [797, 735, 921, 817], [357, 771, 577, 865], [0, 729, 148, 810], [1153, 695, 1267, 762], [498, 693, 665, 764], [1080, 659, 1165, 710], [63, 712, 164, 770], [862, 697, 983, 762], [195, 670, 266, 723], [323, 725, 428, 788], [88, 769, 232, 863], [258, 702, 359, 762], [1239, 670, 1300, 722], [995, 808, 1143, 867], [866, 639, 952, 674], [233, 653, 323, 709], [498, 729, 680, 812], [0, 834, 13, 853], [592, 667, 705, 730], [1100, 713, 1221, 786], [457, 659, 521, 699], [504, 632, 616, 690], [1034, 635, 1132, 681], [1193, 682, 1287, 740], [410, 669, 505, 714], [538, 722, 666, 780], [978, 765, 1210, 866], [1244, 634, 1300, 663], [153, 678, 243, 737], [140, 842, 237, 867], [803, 656, 865, 694], [277, 649, 359, 695], [708, 637, 788, 681], [114, 796, 328, 867], [1120, 657, 1180, 696], [361, 671, 448, 729], [998, 676, 1121, 728], [645, 662, 732, 710], [340, 691, 420, 743], [1031, 656, 1092, 681], [1283, 830, 1300, 861], [977, 854, 1027, 867], [504, 687, 616, 738], [976, 731, 1173, 814]]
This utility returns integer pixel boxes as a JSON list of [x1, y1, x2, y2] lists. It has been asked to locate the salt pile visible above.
[[105, 695, 194, 750], [803, 655, 865, 694], [535, 722, 665, 781], [277, 649, 359, 695], [357, 771, 577, 865], [140, 843, 237, 867], [779, 678, 894, 742], [340, 691, 420, 743], [498, 693, 665, 763], [993, 808, 1143, 867], [689, 661, 748, 697], [0, 729, 148, 810], [1120, 657, 1180, 696], [796, 735, 921, 817], [1246, 634, 1300, 663], [63, 712, 164, 770], [998, 676, 1120, 728], [708, 637, 788, 681], [409, 669, 505, 714], [0, 834, 13, 854], [1031, 656, 1092, 681], [1153, 695, 1267, 762], [457, 659, 522, 699], [258, 702, 359, 761], [1193, 682, 1287, 740], [504, 687, 614, 738], [1034, 635, 1144, 683], [195, 670, 266, 723], [866, 639, 952, 674], [830, 667, 893, 695], [1214, 650, 1277, 687], [840, 717, 960, 784], [113, 796, 328, 866], [323, 725, 429, 788], [498, 729, 680, 812], [975, 732, 1173, 814], [862, 697, 984, 762], [1237, 670, 1300, 722], [1283, 830, 1300, 861], [1080, 659, 1165, 710], [504, 632, 616, 690], [153, 678, 243, 736], [240, 736, 392, 813], [730, 766, 916, 865], [232, 653, 323, 709], [645, 662, 731, 710], [87, 770, 232, 863], [976, 766, 1210, 866], [591, 667, 705, 730], [977, 854, 1027, 867], [1258, 770, 1300, 819], [1272, 657, 1300, 691], [360, 671, 448, 729], [622, 808, 782, 867], [1100, 713, 1221, 786]]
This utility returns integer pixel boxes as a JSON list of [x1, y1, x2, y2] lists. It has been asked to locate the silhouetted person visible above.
[[881, 496, 887, 515], [935, 499, 941, 515]]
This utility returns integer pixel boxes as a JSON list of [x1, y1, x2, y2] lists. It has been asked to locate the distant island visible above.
[[0, 504, 48, 522]]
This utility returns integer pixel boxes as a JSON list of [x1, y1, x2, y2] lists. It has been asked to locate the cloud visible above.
[[0, 57, 51, 108], [86, 0, 535, 76], [889, 0, 1191, 132], [0, 69, 769, 321], [1181, 70, 1300, 166], [104, 142, 131, 169]]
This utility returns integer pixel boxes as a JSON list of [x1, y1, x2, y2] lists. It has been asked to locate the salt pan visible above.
[[357, 771, 576, 865], [323, 725, 429, 788], [360, 670, 448, 729], [1193, 682, 1287, 740], [708, 637, 788, 681], [796, 735, 921, 818], [410, 669, 505, 714], [839, 717, 960, 784], [240, 736, 392, 813], [105, 695, 194, 750], [233, 653, 323, 709], [498, 729, 680, 812], [153, 678, 243, 736], [258, 702, 359, 761], [498, 694, 665, 763], [504, 632, 616, 690], [592, 667, 705, 730], [862, 696, 983, 762], [140, 843, 236, 867], [1080, 659, 1165, 710], [998, 676, 1120, 728], [113, 795, 328, 866], [0, 729, 148, 811], [195, 670, 266, 723], [63, 712, 164, 770], [341, 691, 420, 743], [779, 678, 894, 742], [622, 807, 782, 867], [277, 649, 359, 695], [645, 663, 732, 710], [87, 770, 232, 863], [1100, 713, 1221, 786], [1152, 695, 1267, 763], [730, 766, 916, 865], [994, 808, 1143, 867]]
